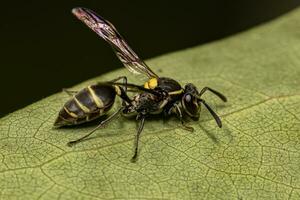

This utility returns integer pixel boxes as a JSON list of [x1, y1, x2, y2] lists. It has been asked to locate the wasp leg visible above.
[[62, 88, 78, 96], [131, 116, 146, 162], [120, 77, 128, 106], [109, 76, 127, 85], [198, 99, 222, 128], [199, 87, 227, 102], [120, 76, 128, 93], [115, 76, 129, 106], [173, 104, 194, 132], [67, 107, 124, 146], [108, 76, 133, 106]]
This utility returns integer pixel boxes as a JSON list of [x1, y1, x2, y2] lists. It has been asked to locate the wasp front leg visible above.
[[164, 103, 194, 132]]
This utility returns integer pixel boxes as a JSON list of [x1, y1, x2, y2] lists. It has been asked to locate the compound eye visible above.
[[185, 94, 192, 102], [182, 94, 200, 118]]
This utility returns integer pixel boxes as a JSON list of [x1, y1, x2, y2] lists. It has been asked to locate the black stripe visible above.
[[75, 88, 98, 112], [90, 84, 116, 107], [65, 99, 85, 118]]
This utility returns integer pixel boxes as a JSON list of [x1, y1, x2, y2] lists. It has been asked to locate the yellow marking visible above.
[[88, 86, 104, 108], [144, 78, 158, 89], [181, 100, 191, 116], [168, 89, 184, 95], [74, 97, 90, 113], [158, 99, 168, 110], [149, 78, 158, 89], [64, 106, 78, 118], [144, 82, 149, 89], [114, 85, 122, 96]]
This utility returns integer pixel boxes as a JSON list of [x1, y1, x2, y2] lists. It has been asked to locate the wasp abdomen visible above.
[[54, 84, 117, 127]]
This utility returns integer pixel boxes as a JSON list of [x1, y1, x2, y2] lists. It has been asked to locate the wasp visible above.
[[54, 7, 227, 162]]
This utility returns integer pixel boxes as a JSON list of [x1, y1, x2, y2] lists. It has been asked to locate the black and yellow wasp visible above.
[[54, 7, 227, 161]]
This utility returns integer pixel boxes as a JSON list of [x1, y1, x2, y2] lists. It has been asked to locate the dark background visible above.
[[1, 1, 300, 118]]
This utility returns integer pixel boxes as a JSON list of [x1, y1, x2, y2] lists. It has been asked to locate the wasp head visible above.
[[182, 84, 227, 128], [181, 83, 201, 118]]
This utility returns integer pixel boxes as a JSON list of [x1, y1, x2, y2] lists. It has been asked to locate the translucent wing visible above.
[[72, 7, 158, 78]]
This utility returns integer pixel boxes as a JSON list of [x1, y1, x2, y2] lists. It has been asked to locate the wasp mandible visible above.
[[54, 7, 227, 162]]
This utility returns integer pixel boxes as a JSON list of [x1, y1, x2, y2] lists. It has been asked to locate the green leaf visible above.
[[1, 8, 300, 200]]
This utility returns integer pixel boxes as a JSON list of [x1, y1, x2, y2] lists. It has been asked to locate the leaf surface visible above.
[[1, 8, 300, 200]]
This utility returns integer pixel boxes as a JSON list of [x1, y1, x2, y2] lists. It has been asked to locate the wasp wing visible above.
[[72, 7, 158, 78]]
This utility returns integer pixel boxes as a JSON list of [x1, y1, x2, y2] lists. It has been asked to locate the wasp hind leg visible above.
[[67, 107, 124, 146], [107, 76, 132, 106], [62, 88, 78, 96]]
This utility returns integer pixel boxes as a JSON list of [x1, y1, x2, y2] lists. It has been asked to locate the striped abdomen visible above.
[[54, 83, 117, 127]]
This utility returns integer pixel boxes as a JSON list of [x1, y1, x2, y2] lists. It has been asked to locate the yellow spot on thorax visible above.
[[144, 78, 158, 89]]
